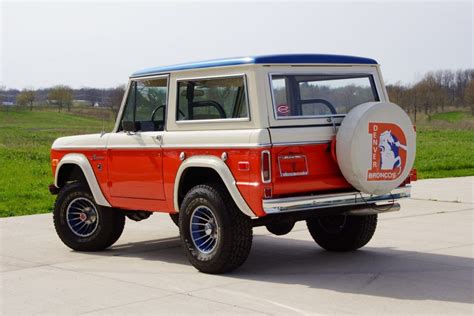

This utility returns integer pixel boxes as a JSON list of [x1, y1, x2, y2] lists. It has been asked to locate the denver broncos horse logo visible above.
[[379, 130, 407, 170], [367, 123, 408, 181]]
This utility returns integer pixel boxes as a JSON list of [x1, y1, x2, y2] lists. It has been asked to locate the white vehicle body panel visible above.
[[52, 133, 108, 150]]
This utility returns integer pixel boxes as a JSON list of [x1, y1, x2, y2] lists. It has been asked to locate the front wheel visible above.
[[169, 213, 179, 227], [306, 214, 377, 251], [53, 182, 125, 251], [179, 183, 253, 274]]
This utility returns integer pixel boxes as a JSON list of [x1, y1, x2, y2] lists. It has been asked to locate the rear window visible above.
[[270, 74, 379, 119], [177, 76, 249, 121]]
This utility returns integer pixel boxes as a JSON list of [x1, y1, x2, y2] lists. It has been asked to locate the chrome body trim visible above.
[[344, 203, 400, 215], [263, 186, 410, 214], [261, 150, 271, 183], [161, 143, 272, 149], [175, 118, 250, 124], [271, 140, 330, 147], [53, 143, 273, 150]]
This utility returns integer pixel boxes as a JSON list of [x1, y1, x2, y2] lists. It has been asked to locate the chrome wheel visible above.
[[189, 205, 218, 254], [66, 197, 99, 238]]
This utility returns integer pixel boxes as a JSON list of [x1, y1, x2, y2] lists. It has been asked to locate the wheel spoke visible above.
[[204, 238, 216, 251], [189, 205, 218, 254], [191, 223, 207, 226], [69, 206, 84, 212], [193, 234, 209, 242], [83, 224, 92, 235], [198, 236, 213, 248], [75, 200, 89, 209], [76, 221, 87, 233], [193, 215, 210, 222], [66, 197, 99, 237], [71, 219, 84, 227], [195, 209, 212, 220]]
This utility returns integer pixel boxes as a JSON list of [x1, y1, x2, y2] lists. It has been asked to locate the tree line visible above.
[[386, 69, 474, 122], [0, 85, 125, 115]]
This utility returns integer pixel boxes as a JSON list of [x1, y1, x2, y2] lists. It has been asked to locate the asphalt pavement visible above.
[[1, 177, 473, 315]]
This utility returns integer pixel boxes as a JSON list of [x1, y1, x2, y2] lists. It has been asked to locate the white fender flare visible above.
[[54, 153, 111, 207], [174, 155, 256, 217]]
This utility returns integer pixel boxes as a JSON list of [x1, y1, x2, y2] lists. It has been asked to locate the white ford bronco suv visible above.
[[50, 54, 416, 274]]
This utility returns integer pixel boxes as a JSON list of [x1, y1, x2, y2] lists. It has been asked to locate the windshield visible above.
[[270, 74, 379, 119]]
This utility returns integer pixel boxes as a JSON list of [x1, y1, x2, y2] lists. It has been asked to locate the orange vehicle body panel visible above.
[[271, 143, 352, 196], [107, 149, 165, 200], [52, 142, 353, 218]]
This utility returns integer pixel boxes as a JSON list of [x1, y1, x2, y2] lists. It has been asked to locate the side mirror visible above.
[[122, 121, 136, 133]]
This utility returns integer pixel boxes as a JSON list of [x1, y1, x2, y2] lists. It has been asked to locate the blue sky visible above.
[[1, 0, 472, 89]]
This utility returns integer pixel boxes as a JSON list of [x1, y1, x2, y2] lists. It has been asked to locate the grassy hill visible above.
[[0, 109, 473, 217]]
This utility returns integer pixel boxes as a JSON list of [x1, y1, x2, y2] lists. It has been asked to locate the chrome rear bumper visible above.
[[263, 186, 410, 214]]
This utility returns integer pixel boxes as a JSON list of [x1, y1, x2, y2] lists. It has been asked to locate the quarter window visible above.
[[271, 74, 379, 119], [122, 77, 168, 131], [177, 76, 249, 121]]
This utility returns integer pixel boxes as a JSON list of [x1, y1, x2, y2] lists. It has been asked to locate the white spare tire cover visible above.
[[336, 102, 416, 195]]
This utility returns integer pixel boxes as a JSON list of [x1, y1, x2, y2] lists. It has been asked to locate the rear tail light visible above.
[[261, 150, 271, 183], [400, 169, 417, 187]]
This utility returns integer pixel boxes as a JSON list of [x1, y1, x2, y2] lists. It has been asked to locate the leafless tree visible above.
[[48, 85, 73, 112], [106, 85, 125, 117], [16, 89, 36, 110]]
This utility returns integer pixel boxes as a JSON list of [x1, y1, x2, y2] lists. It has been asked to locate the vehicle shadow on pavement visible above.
[[89, 233, 473, 305]]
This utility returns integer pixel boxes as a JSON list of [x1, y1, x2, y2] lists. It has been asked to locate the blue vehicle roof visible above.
[[131, 54, 378, 77]]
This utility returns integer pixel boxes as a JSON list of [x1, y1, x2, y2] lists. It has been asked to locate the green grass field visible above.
[[0, 109, 473, 217], [0, 109, 114, 217]]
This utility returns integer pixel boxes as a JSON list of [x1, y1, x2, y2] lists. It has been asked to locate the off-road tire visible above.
[[53, 182, 125, 251], [179, 183, 253, 274], [169, 213, 179, 227], [306, 214, 377, 251], [266, 219, 295, 236]]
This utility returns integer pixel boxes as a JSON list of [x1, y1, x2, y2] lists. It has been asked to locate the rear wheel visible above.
[[266, 218, 295, 236], [306, 214, 377, 251], [53, 182, 125, 251], [179, 183, 253, 274]]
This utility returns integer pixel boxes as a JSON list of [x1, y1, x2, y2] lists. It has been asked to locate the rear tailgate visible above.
[[269, 126, 352, 196]]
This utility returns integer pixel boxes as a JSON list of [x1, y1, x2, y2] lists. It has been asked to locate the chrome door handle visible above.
[[155, 135, 163, 144]]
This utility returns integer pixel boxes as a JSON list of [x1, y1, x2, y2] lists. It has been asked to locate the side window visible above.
[[121, 77, 168, 131], [176, 76, 249, 121]]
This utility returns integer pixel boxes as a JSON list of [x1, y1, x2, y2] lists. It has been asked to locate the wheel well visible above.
[[177, 167, 225, 208], [57, 164, 87, 188]]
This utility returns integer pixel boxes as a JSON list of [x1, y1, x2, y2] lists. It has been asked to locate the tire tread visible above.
[[306, 214, 377, 251], [179, 183, 252, 274], [53, 182, 125, 251]]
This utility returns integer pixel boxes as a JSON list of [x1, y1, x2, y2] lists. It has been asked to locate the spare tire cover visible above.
[[336, 102, 416, 195]]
